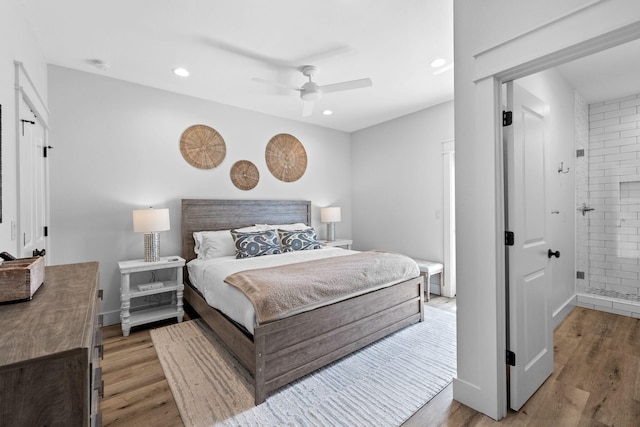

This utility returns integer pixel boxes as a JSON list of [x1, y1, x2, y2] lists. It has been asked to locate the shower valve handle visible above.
[[578, 203, 595, 216], [548, 249, 560, 259]]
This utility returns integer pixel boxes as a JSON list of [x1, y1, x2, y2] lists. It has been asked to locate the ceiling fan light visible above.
[[301, 91, 321, 101], [301, 81, 321, 101]]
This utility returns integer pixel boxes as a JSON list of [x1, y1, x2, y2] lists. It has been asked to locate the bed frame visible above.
[[181, 199, 424, 404]]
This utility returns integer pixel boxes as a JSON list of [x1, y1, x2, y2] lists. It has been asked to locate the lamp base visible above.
[[143, 232, 160, 262], [326, 223, 335, 242]]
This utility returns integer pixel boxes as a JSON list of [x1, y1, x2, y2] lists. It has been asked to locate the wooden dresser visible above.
[[0, 262, 103, 426]]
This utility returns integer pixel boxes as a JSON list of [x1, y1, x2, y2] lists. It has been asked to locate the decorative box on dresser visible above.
[[0, 262, 103, 427]]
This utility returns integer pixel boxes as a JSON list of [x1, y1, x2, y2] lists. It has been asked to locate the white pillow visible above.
[[193, 226, 268, 254], [235, 224, 273, 232], [193, 230, 214, 254], [193, 230, 235, 259], [264, 223, 310, 231]]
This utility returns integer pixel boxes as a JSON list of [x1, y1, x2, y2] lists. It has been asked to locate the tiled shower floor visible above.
[[576, 285, 640, 318]]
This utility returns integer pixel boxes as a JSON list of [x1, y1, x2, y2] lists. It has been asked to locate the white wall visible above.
[[517, 69, 577, 327], [0, 0, 48, 255], [454, 0, 640, 419], [48, 66, 353, 325], [350, 101, 454, 261]]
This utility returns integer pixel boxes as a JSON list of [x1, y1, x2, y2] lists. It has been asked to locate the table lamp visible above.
[[133, 208, 170, 262], [320, 206, 341, 241]]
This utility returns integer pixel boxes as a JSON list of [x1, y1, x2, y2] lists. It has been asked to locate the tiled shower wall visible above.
[[576, 92, 640, 317]]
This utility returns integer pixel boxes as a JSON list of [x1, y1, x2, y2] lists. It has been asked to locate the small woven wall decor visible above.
[[230, 160, 260, 191], [265, 133, 307, 182], [179, 124, 226, 169]]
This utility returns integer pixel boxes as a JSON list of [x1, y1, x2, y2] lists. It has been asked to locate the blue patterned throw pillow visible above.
[[278, 228, 321, 252], [230, 229, 281, 258]]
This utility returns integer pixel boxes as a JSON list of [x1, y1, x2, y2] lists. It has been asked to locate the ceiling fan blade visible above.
[[206, 39, 352, 70], [206, 38, 295, 69], [302, 100, 314, 117], [295, 45, 352, 65], [252, 77, 300, 92], [320, 78, 372, 94]]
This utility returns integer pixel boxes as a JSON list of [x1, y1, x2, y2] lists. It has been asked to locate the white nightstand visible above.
[[319, 239, 353, 250], [118, 256, 185, 337]]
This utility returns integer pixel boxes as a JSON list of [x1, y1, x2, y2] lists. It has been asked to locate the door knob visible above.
[[548, 249, 560, 259]]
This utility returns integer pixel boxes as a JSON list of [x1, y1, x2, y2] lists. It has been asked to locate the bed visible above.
[[181, 199, 424, 404]]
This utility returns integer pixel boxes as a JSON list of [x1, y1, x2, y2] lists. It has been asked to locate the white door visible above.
[[18, 96, 48, 258], [504, 82, 553, 411]]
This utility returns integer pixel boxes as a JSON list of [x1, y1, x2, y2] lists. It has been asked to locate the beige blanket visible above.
[[224, 251, 419, 324]]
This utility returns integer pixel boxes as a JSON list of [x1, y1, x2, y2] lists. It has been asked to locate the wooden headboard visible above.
[[181, 199, 312, 263]]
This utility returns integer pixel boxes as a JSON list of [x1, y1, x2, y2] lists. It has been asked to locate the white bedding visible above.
[[187, 247, 357, 334]]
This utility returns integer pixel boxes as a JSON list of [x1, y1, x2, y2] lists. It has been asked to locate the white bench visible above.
[[412, 259, 444, 302]]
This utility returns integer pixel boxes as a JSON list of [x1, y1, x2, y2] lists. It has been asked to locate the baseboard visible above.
[[552, 295, 576, 330], [452, 377, 502, 420], [103, 309, 121, 327]]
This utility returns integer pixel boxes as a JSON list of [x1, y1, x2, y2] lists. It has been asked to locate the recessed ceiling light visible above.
[[430, 58, 447, 68], [433, 63, 454, 75], [173, 67, 190, 77], [322, 110, 333, 116]]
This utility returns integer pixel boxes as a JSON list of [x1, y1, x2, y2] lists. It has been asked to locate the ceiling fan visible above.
[[253, 65, 373, 117]]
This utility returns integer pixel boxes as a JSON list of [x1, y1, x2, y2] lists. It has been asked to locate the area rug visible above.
[[151, 305, 456, 427]]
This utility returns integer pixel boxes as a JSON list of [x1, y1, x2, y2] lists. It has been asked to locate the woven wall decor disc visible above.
[[230, 160, 260, 191], [179, 124, 226, 169], [265, 133, 307, 182]]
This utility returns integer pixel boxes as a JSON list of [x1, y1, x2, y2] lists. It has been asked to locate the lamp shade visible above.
[[133, 208, 170, 233], [320, 207, 341, 223]]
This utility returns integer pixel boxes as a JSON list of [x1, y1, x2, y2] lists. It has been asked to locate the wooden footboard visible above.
[[253, 276, 424, 403], [184, 276, 424, 404]]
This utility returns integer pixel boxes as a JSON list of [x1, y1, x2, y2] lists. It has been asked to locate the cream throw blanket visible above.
[[224, 251, 419, 324]]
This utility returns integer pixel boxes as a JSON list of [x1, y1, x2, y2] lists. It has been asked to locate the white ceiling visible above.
[[556, 37, 640, 104], [17, 1, 640, 132], [19, 0, 454, 132]]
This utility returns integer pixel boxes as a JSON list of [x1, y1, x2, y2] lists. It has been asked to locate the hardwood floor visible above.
[[403, 299, 640, 426], [100, 320, 184, 427], [100, 296, 640, 426], [425, 293, 457, 315]]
